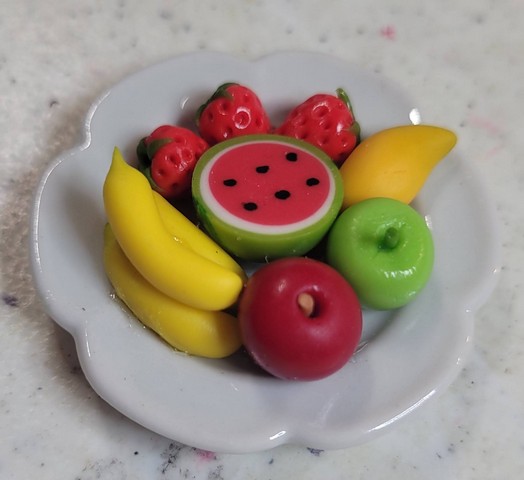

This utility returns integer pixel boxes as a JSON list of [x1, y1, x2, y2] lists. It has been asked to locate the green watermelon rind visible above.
[[192, 134, 343, 262]]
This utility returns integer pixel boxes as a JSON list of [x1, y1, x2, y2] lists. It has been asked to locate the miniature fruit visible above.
[[326, 197, 434, 310], [103, 225, 242, 358], [339, 124, 457, 208], [238, 257, 362, 381], [196, 83, 271, 145], [103, 147, 244, 311], [192, 134, 343, 261], [276, 88, 360, 165], [136, 125, 208, 200]]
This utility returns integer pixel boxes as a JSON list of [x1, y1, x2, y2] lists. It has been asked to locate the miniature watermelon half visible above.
[[192, 134, 343, 261]]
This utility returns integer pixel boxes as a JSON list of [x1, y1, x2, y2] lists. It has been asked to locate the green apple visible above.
[[326, 197, 434, 310]]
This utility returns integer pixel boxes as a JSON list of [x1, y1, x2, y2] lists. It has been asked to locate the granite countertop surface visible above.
[[2, 0, 523, 478]]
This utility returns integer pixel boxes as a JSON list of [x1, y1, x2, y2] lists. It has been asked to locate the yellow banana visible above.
[[152, 192, 245, 280], [103, 147, 244, 311], [103, 225, 242, 358], [339, 125, 457, 208]]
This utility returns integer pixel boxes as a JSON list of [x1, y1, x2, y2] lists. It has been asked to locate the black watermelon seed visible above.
[[306, 177, 320, 186], [275, 190, 291, 200], [285, 152, 298, 162], [223, 178, 237, 187], [256, 165, 270, 173], [243, 202, 258, 211]]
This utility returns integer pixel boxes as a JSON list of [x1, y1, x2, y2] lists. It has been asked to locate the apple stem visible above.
[[382, 226, 400, 249], [297, 292, 315, 318]]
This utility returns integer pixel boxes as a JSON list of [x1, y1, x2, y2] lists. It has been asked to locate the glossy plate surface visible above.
[[31, 52, 500, 453]]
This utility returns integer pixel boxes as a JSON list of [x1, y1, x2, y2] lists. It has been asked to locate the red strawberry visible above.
[[136, 125, 208, 200], [276, 88, 360, 166], [196, 82, 271, 145]]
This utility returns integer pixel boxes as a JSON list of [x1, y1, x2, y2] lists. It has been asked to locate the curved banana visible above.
[[339, 125, 457, 207], [103, 225, 242, 358], [152, 192, 245, 280], [103, 148, 244, 311]]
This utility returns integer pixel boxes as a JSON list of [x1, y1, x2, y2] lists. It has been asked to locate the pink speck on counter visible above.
[[194, 448, 217, 461], [380, 25, 396, 40], [468, 114, 502, 136]]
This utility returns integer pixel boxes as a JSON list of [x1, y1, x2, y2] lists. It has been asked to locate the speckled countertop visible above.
[[2, 1, 523, 478]]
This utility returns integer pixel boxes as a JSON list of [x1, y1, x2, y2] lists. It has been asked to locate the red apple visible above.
[[238, 257, 362, 381]]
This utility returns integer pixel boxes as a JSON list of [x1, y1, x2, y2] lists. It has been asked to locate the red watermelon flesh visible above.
[[208, 141, 331, 227]]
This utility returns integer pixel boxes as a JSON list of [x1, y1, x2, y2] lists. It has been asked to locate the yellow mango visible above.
[[339, 125, 457, 208]]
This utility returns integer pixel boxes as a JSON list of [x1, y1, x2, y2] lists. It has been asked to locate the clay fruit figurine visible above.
[[136, 125, 208, 200], [192, 134, 343, 261], [326, 197, 434, 310], [196, 82, 271, 145], [238, 257, 362, 381], [104, 148, 244, 311], [339, 124, 457, 208], [276, 88, 360, 166], [103, 225, 242, 359]]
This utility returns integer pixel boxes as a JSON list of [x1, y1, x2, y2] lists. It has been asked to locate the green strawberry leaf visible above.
[[336, 87, 354, 113], [136, 137, 150, 167], [146, 138, 172, 159], [337, 87, 361, 144]]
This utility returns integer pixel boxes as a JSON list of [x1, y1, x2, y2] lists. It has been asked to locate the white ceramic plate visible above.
[[30, 52, 500, 453]]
